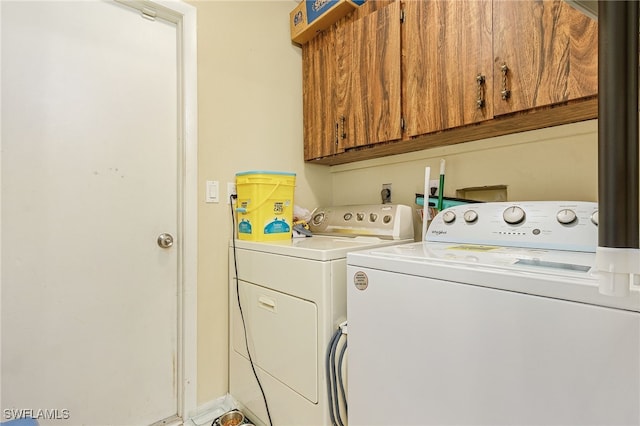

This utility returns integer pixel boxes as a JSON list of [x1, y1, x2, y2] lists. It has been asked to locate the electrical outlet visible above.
[[227, 182, 237, 204], [381, 183, 392, 204], [429, 179, 440, 197]]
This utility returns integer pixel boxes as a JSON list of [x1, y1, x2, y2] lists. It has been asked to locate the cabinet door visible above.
[[493, 0, 598, 116], [303, 28, 340, 160], [343, 0, 402, 148], [403, 0, 493, 137]]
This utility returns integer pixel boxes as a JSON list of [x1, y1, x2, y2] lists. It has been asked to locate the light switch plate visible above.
[[206, 180, 219, 203]]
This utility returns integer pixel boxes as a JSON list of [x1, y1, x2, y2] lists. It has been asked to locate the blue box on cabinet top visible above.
[[290, 0, 366, 45]]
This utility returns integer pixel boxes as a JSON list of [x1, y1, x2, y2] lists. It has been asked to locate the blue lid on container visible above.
[[236, 171, 296, 176]]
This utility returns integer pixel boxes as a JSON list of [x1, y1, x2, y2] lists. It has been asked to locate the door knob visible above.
[[157, 233, 174, 248]]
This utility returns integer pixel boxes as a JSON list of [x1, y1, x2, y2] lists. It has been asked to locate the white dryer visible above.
[[229, 204, 414, 426], [347, 201, 640, 426]]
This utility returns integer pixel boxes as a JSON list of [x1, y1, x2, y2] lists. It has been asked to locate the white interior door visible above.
[[1, 2, 183, 424]]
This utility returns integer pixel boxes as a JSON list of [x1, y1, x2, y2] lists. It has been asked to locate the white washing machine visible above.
[[229, 204, 414, 426], [347, 201, 640, 426]]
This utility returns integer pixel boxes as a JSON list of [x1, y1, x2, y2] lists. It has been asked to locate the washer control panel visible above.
[[426, 201, 598, 252], [309, 204, 414, 240]]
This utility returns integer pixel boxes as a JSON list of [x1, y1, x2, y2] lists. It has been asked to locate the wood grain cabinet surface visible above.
[[301, 0, 598, 165], [303, 27, 339, 160], [492, 0, 598, 115], [403, 0, 494, 137], [345, 0, 402, 150], [302, 0, 398, 160]]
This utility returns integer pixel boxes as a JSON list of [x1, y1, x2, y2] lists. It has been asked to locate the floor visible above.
[[186, 395, 245, 426]]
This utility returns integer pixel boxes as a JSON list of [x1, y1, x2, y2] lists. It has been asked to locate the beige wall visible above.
[[190, 0, 331, 405], [331, 120, 598, 239], [190, 0, 600, 407]]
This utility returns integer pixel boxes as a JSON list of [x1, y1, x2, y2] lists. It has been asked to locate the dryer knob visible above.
[[312, 212, 325, 226]]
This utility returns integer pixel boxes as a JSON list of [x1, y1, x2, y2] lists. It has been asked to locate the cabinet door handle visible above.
[[500, 64, 511, 100], [476, 74, 486, 109]]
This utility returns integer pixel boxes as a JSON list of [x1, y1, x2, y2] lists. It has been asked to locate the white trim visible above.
[[117, 0, 198, 421], [175, 1, 198, 419]]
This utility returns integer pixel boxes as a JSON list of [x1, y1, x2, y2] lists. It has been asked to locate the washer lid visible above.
[[364, 241, 596, 275], [347, 241, 640, 312]]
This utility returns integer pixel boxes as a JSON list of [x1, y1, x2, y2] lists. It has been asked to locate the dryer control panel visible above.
[[309, 204, 414, 240], [426, 201, 598, 252]]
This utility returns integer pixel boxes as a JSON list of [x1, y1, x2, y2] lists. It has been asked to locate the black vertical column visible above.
[[598, 0, 639, 249]]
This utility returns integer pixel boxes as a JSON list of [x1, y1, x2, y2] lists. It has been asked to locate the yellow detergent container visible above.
[[235, 171, 296, 241]]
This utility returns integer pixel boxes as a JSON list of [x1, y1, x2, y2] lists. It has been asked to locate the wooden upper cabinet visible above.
[[300, 0, 598, 164], [303, 28, 340, 161], [403, 0, 493, 137], [492, 0, 598, 116], [343, 0, 402, 148], [302, 1, 397, 160]]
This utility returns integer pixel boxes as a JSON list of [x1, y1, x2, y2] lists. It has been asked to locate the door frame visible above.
[[113, 0, 199, 420], [128, 0, 199, 420]]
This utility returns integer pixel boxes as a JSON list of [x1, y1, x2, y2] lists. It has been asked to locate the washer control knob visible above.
[[442, 210, 456, 224], [503, 206, 526, 225], [463, 210, 478, 223], [556, 209, 577, 225], [591, 210, 599, 226]]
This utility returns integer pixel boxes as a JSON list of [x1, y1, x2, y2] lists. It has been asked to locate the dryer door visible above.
[[233, 280, 318, 403]]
